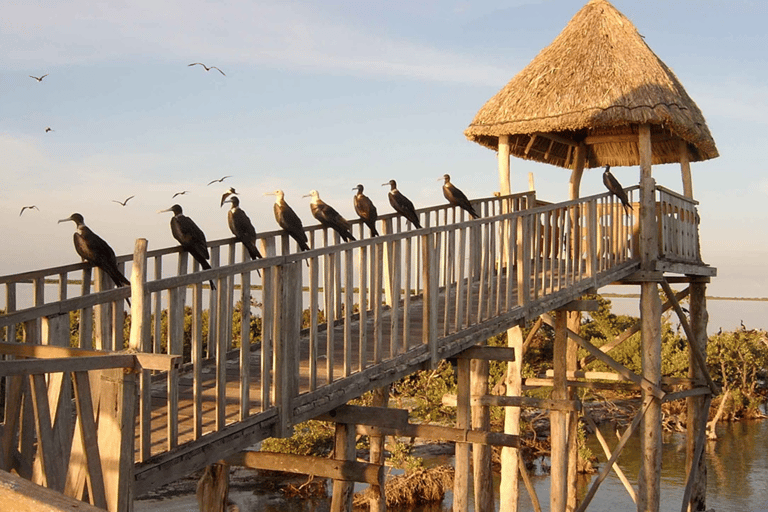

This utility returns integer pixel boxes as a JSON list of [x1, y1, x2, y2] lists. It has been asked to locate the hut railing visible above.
[[656, 186, 700, 263], [0, 189, 644, 467]]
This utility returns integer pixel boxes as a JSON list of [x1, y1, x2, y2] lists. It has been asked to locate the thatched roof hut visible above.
[[464, 0, 718, 170]]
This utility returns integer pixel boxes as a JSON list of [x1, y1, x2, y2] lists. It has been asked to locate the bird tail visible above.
[[469, 207, 480, 219], [246, 243, 263, 260], [298, 239, 311, 252], [369, 225, 379, 237]]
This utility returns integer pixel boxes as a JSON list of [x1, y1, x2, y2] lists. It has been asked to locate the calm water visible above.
[[137, 404, 768, 512]]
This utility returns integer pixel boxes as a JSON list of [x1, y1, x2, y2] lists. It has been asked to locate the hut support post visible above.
[[680, 140, 693, 198], [550, 310, 568, 512], [638, 123, 662, 512], [498, 135, 511, 195], [566, 311, 580, 510], [369, 386, 389, 512], [685, 279, 709, 511], [500, 325, 523, 512], [471, 353, 493, 510]]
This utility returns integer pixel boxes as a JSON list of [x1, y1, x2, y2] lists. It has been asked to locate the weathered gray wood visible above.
[[330, 422, 355, 512], [69, 371, 107, 509], [235, 451, 384, 485], [317, 404, 408, 429], [582, 410, 636, 504], [443, 394, 580, 412], [196, 462, 230, 512], [550, 311, 567, 512], [471, 354, 493, 511], [500, 325, 523, 512], [369, 386, 388, 512], [453, 357, 470, 512], [455, 345, 516, 361]]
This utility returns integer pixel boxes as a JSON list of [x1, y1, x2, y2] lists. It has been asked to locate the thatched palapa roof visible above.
[[464, 0, 718, 169]]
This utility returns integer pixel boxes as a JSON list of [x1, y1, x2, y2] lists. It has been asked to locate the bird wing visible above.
[[74, 229, 130, 287], [172, 215, 210, 260], [275, 202, 309, 247], [211, 67, 226, 76], [229, 209, 261, 259], [354, 194, 377, 222]]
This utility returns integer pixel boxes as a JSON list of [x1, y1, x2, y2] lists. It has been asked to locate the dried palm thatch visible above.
[[352, 465, 454, 509], [464, 0, 718, 169]]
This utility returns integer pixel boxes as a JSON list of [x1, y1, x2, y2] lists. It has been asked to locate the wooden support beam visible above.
[[233, 451, 384, 486], [331, 422, 356, 512], [680, 395, 712, 512], [541, 314, 665, 399], [555, 299, 598, 312], [196, 462, 230, 512], [660, 280, 720, 395], [471, 355, 493, 511], [355, 423, 519, 448], [500, 325, 523, 512], [443, 394, 580, 413], [0, 342, 179, 372], [454, 345, 516, 361], [582, 411, 637, 504], [317, 405, 409, 430], [453, 357, 470, 512]]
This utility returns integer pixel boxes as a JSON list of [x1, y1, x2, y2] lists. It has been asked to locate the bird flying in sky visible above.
[[19, 205, 39, 216], [207, 175, 231, 186], [188, 63, 226, 76], [112, 195, 135, 206], [29, 74, 48, 82]]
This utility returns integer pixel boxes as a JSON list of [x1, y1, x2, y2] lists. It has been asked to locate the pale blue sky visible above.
[[2, 1, 767, 308]]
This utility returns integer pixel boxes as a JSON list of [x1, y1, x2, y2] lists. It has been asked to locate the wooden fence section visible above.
[[657, 186, 700, 263], [0, 185, 696, 509]]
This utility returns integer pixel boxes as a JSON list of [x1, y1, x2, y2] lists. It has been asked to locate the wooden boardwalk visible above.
[[0, 186, 710, 506]]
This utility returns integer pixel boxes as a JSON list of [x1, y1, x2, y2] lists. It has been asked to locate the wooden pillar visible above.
[[550, 311, 568, 512], [97, 368, 136, 512], [331, 422, 356, 512], [471, 355, 492, 510], [566, 311, 580, 511], [568, 143, 586, 201], [370, 386, 389, 512], [500, 326, 523, 512], [638, 123, 662, 512], [196, 462, 230, 512], [686, 280, 709, 511], [453, 357, 471, 512], [680, 140, 693, 199], [498, 135, 511, 195]]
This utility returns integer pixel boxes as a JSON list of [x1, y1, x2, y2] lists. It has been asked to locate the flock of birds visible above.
[[52, 173, 488, 299]]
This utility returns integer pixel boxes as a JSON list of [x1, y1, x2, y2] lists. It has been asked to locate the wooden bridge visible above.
[[0, 185, 712, 511]]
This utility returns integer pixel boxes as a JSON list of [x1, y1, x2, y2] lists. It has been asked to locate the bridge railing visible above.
[[1, 187, 650, 462]]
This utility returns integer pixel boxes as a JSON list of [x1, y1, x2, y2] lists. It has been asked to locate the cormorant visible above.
[[602, 165, 632, 213], [222, 195, 262, 260], [158, 204, 216, 289], [112, 195, 135, 206], [265, 190, 310, 251], [207, 175, 232, 186], [30, 74, 48, 82], [304, 190, 356, 242], [382, 179, 421, 229], [19, 205, 39, 216], [440, 174, 479, 219], [188, 63, 226, 76], [352, 184, 378, 237], [220, 187, 237, 207], [58, 213, 131, 303]]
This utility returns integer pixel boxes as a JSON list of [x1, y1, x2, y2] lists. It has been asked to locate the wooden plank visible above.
[[355, 423, 519, 448], [239, 261, 251, 421], [0, 356, 137, 376], [30, 373, 63, 491], [0, 469, 106, 512], [582, 410, 636, 504], [316, 405, 408, 429], [70, 371, 107, 509], [234, 451, 383, 486], [453, 357, 470, 512], [455, 345, 516, 361], [330, 422, 355, 512], [343, 249, 353, 376]]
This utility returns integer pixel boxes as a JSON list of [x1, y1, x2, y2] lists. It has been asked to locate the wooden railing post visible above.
[[129, 239, 153, 462], [516, 215, 531, 308], [97, 367, 137, 512], [275, 261, 301, 437], [421, 232, 438, 367]]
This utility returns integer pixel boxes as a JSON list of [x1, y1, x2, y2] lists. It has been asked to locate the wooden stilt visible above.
[[453, 357, 470, 512], [685, 281, 709, 512], [330, 422, 356, 512], [196, 462, 230, 512], [370, 386, 389, 512], [566, 311, 579, 511], [471, 355, 493, 510], [500, 326, 523, 512], [550, 311, 568, 512]]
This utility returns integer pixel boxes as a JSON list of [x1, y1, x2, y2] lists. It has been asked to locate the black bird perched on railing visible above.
[[352, 184, 379, 237], [440, 174, 479, 219], [602, 165, 633, 214], [222, 195, 262, 260], [265, 190, 310, 251], [158, 204, 216, 289], [305, 190, 356, 242], [58, 213, 131, 304], [382, 179, 421, 229]]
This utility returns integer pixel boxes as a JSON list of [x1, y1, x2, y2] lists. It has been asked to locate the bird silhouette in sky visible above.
[[29, 74, 48, 82], [188, 63, 226, 76], [112, 195, 135, 206], [19, 205, 39, 216], [173, 190, 189, 198], [207, 175, 231, 186], [45, 127, 54, 133]]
